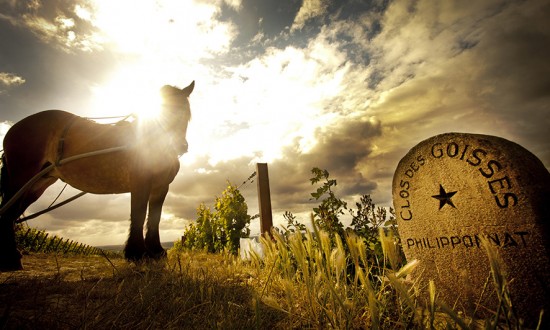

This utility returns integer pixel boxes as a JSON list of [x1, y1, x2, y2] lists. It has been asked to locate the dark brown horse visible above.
[[0, 81, 194, 271]]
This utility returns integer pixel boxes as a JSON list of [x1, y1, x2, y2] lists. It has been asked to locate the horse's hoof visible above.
[[146, 248, 167, 260], [0, 258, 23, 272], [0, 249, 23, 271], [124, 246, 147, 262], [0, 264, 23, 272]]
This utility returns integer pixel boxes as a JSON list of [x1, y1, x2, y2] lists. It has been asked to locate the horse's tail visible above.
[[0, 152, 7, 207]]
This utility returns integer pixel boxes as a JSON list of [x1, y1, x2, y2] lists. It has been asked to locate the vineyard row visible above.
[[15, 227, 120, 258]]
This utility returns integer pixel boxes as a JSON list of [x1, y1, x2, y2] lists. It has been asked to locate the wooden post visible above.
[[54, 237, 63, 251], [37, 233, 49, 251], [256, 163, 273, 235]]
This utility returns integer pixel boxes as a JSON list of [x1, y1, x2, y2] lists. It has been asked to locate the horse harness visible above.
[[55, 114, 136, 167]]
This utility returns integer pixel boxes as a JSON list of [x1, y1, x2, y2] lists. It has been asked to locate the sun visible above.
[[89, 69, 163, 121], [130, 90, 163, 121]]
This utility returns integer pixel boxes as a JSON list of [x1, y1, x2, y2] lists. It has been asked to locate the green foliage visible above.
[[349, 194, 402, 267], [309, 167, 346, 240], [181, 167, 401, 269], [180, 182, 251, 254], [282, 211, 306, 234], [306, 167, 402, 267]]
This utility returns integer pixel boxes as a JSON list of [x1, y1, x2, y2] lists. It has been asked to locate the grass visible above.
[[0, 252, 281, 329], [250, 226, 421, 328], [0, 224, 544, 329]]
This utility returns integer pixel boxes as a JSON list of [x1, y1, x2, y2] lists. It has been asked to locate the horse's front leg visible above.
[[125, 178, 151, 261], [0, 215, 22, 271], [145, 184, 169, 259]]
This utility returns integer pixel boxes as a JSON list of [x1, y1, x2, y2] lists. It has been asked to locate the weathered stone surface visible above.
[[392, 132, 550, 325]]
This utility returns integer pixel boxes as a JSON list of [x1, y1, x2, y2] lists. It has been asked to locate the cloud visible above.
[[0, 0, 104, 52], [34, 217, 130, 247], [3, 0, 549, 245], [222, 0, 242, 11], [91, 0, 236, 60], [269, 116, 381, 207], [0, 72, 25, 87], [0, 73, 25, 95], [184, 32, 351, 167], [318, 0, 550, 205], [168, 113, 382, 226], [370, 0, 550, 136], [0, 122, 12, 144], [291, 0, 329, 31], [247, 0, 550, 211], [0, 0, 237, 57]]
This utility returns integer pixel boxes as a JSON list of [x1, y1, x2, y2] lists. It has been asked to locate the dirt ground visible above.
[[0, 252, 273, 329], [0, 253, 135, 329], [0, 252, 125, 282]]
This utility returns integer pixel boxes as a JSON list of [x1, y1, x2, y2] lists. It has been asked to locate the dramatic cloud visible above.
[[0, 0, 104, 52], [182, 31, 350, 167], [308, 0, 550, 203], [270, 117, 381, 208], [1, 0, 548, 245], [291, 0, 329, 31]]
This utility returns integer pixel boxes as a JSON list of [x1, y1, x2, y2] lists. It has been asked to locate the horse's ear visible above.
[[182, 81, 195, 96]]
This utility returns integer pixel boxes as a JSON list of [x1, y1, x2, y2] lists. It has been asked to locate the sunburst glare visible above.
[[89, 69, 163, 121]]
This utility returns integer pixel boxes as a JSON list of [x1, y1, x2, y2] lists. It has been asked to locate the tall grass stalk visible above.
[[479, 237, 537, 329], [250, 220, 540, 329], [254, 219, 422, 328]]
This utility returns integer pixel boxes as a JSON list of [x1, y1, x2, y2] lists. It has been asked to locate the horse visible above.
[[0, 81, 194, 271]]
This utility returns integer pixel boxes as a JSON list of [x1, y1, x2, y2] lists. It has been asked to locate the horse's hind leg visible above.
[[125, 178, 151, 261], [0, 207, 23, 271], [145, 185, 169, 259], [0, 166, 57, 271]]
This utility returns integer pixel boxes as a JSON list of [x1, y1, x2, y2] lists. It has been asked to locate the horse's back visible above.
[[4, 110, 76, 153], [4, 110, 136, 194], [4, 109, 131, 162], [1, 111, 74, 196], [55, 112, 136, 193], [3, 110, 75, 172]]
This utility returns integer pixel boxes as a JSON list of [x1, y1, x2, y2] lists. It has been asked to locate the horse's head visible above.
[[159, 81, 194, 155]]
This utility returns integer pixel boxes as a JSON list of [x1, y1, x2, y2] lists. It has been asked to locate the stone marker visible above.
[[392, 132, 550, 325]]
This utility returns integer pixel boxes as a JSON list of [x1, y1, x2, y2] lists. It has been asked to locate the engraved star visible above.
[[432, 184, 457, 210]]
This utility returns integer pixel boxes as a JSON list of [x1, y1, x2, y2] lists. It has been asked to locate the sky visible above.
[[1, 0, 549, 246]]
